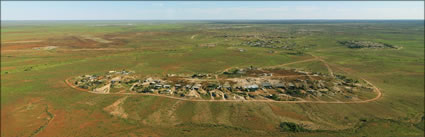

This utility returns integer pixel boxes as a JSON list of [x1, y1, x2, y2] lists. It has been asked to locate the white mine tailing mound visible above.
[[92, 83, 111, 94]]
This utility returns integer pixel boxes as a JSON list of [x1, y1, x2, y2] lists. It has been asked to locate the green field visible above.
[[1, 20, 424, 137]]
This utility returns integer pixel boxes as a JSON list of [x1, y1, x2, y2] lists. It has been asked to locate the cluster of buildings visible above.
[[242, 39, 296, 50], [73, 70, 134, 90], [73, 68, 372, 101]]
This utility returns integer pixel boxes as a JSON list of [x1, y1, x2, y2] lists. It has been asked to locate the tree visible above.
[[279, 122, 307, 132]]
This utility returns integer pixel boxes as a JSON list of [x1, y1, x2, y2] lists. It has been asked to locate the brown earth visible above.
[[64, 56, 383, 104], [103, 96, 129, 119], [1, 97, 54, 137]]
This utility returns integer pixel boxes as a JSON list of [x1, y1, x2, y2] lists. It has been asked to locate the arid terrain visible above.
[[1, 20, 424, 137]]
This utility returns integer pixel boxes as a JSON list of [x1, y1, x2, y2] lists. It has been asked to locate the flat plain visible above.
[[1, 20, 424, 137]]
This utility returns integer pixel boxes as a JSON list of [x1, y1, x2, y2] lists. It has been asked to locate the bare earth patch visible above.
[[103, 96, 129, 119], [2, 40, 43, 44], [33, 46, 58, 50], [191, 34, 197, 39], [1, 98, 54, 137], [81, 35, 112, 43]]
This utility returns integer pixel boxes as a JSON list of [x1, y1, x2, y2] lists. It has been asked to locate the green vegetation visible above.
[[279, 122, 308, 132], [285, 89, 307, 98], [1, 20, 423, 137], [338, 40, 399, 49]]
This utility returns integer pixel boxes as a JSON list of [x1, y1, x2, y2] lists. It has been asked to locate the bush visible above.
[[279, 122, 307, 132], [286, 89, 306, 97], [142, 87, 153, 93], [268, 94, 280, 101], [276, 89, 284, 93]]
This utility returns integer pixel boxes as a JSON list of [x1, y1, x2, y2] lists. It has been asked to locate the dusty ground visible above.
[[1, 97, 54, 137], [64, 56, 383, 104], [103, 96, 129, 119]]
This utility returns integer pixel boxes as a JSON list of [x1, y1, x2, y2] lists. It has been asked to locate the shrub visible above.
[[286, 89, 306, 97], [268, 94, 280, 101], [279, 122, 307, 132]]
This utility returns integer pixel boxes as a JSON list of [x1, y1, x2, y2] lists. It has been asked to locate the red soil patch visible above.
[[78, 119, 103, 129], [37, 108, 162, 136], [1, 66, 16, 71], [2, 40, 43, 44], [47, 36, 99, 48], [1, 97, 50, 137], [36, 109, 107, 136], [35, 110, 66, 136], [1, 43, 46, 50], [2, 31, 33, 34], [103, 31, 170, 39]]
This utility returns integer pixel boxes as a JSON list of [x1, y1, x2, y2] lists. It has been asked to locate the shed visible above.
[[274, 83, 285, 88], [111, 77, 121, 83], [262, 82, 272, 89], [185, 84, 192, 89], [163, 84, 171, 88], [154, 84, 163, 89], [245, 84, 259, 91], [287, 82, 296, 89], [144, 77, 153, 83], [223, 82, 232, 90], [175, 84, 182, 88], [192, 83, 202, 90]]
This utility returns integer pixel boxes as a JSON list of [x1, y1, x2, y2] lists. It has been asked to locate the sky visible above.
[[1, 1, 424, 20]]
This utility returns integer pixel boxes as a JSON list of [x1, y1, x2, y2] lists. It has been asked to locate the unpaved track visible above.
[[220, 57, 318, 74], [65, 79, 381, 104], [2, 48, 134, 53], [311, 55, 334, 77], [64, 48, 133, 51], [64, 55, 382, 104], [3, 40, 43, 44], [266, 58, 319, 69], [104, 96, 129, 119], [191, 34, 197, 39]]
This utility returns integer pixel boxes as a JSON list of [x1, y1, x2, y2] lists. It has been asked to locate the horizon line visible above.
[[2, 19, 425, 21]]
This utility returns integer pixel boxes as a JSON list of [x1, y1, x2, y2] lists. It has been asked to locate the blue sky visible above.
[[1, 1, 424, 20]]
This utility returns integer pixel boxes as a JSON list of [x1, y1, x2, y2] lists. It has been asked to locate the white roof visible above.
[[111, 77, 121, 81]]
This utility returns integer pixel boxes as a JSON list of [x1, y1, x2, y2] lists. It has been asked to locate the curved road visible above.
[[65, 56, 382, 104]]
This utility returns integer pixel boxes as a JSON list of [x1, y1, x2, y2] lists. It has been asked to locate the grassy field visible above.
[[1, 20, 424, 137]]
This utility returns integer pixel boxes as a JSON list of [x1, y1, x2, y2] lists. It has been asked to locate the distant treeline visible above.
[[338, 40, 399, 49], [208, 20, 425, 24]]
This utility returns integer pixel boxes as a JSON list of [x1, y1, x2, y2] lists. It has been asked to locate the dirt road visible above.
[[2, 48, 134, 53], [220, 57, 318, 74], [310, 55, 334, 77], [65, 54, 383, 104], [191, 34, 197, 39], [65, 77, 381, 104], [266, 58, 319, 69], [3, 40, 43, 44]]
